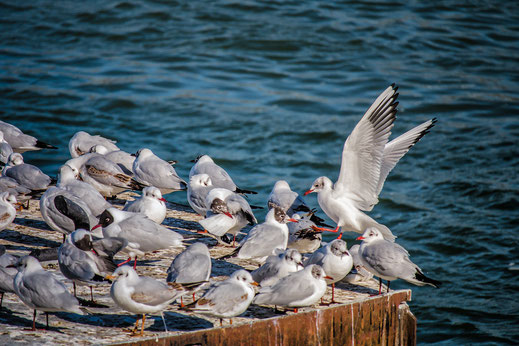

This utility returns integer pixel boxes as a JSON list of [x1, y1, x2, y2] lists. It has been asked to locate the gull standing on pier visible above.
[[357, 227, 441, 294], [10, 256, 85, 330], [183, 269, 257, 326], [107, 266, 204, 336], [123, 186, 167, 224], [251, 248, 304, 287], [132, 148, 186, 194], [0, 192, 17, 231], [287, 212, 323, 254], [187, 173, 214, 216], [221, 207, 297, 263], [304, 85, 436, 241], [2, 153, 52, 192], [304, 239, 352, 304], [253, 264, 331, 313], [189, 155, 257, 195]]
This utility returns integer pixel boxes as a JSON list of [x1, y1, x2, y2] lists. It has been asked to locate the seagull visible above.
[[183, 269, 258, 326], [0, 245, 18, 307], [166, 242, 211, 305], [304, 239, 352, 304], [132, 148, 186, 195], [304, 85, 436, 241], [95, 207, 183, 268], [357, 227, 442, 294], [0, 192, 17, 231], [2, 153, 52, 192], [123, 186, 167, 224], [9, 256, 85, 330], [40, 187, 97, 239], [221, 207, 297, 263], [342, 244, 374, 284], [187, 173, 214, 216], [199, 187, 257, 245], [66, 153, 144, 198], [0, 131, 14, 165], [251, 248, 304, 287], [107, 265, 204, 336], [58, 229, 125, 301], [0, 120, 57, 153], [57, 164, 112, 217], [268, 180, 327, 226], [0, 176, 32, 206], [253, 264, 331, 313], [68, 131, 119, 158], [287, 212, 323, 254], [189, 155, 257, 194], [89, 144, 135, 176]]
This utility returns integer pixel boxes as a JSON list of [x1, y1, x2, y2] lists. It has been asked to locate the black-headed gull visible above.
[[0, 245, 18, 307], [287, 212, 323, 254], [221, 207, 297, 263], [304, 239, 352, 304], [305, 85, 436, 241], [2, 153, 52, 192], [133, 148, 186, 194], [357, 227, 441, 294], [0, 120, 57, 153], [10, 256, 85, 330], [0, 192, 17, 231], [183, 269, 257, 326], [253, 264, 331, 313], [107, 265, 203, 336], [123, 186, 167, 224], [251, 248, 304, 287], [190, 154, 257, 195], [199, 187, 257, 245], [68, 131, 119, 158]]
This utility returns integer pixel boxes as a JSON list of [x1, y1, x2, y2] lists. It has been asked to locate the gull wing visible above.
[[334, 85, 398, 210]]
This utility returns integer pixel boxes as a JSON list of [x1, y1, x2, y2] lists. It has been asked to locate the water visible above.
[[1, 1, 518, 344]]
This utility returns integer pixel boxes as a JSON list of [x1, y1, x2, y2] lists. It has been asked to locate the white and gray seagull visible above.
[[287, 212, 323, 254], [356, 227, 441, 294], [10, 256, 85, 330], [68, 131, 119, 158], [187, 173, 214, 216], [132, 148, 186, 195], [251, 248, 304, 287], [123, 186, 167, 224], [304, 85, 436, 241], [0, 120, 57, 153], [189, 154, 257, 195], [0, 192, 17, 231], [304, 239, 352, 304], [2, 153, 52, 192]]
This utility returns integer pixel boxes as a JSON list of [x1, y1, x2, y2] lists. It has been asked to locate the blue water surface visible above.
[[1, 1, 518, 344]]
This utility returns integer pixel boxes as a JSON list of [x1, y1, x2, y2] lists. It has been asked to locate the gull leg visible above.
[[73, 282, 76, 297], [311, 225, 340, 233], [26, 309, 37, 331], [336, 232, 343, 240], [379, 278, 382, 295], [386, 281, 391, 293], [330, 283, 337, 304], [118, 258, 132, 267], [219, 318, 223, 327], [133, 256, 138, 269], [140, 314, 146, 336], [160, 311, 168, 332], [230, 318, 232, 325], [90, 286, 94, 302], [62, 234, 66, 243], [180, 296, 184, 308], [192, 292, 196, 301]]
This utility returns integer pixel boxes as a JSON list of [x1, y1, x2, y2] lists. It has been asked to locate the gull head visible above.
[[356, 227, 384, 242], [284, 248, 304, 268], [143, 186, 165, 202], [329, 239, 349, 258], [304, 176, 332, 195], [230, 269, 258, 287], [7, 153, 24, 166]]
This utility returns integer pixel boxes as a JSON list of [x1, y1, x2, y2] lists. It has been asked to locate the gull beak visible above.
[[303, 189, 314, 196], [130, 153, 136, 157], [297, 262, 304, 269], [251, 281, 259, 286], [159, 197, 166, 202], [356, 236, 365, 241], [91, 224, 102, 231], [324, 276, 334, 280], [224, 212, 233, 219], [287, 218, 298, 223], [105, 275, 116, 281]]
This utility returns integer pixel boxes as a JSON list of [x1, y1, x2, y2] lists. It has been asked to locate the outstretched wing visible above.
[[375, 118, 437, 196], [334, 85, 398, 211]]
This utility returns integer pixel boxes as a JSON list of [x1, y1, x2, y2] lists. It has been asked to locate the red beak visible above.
[[324, 275, 334, 280], [303, 189, 314, 196], [91, 224, 102, 231], [224, 212, 233, 219], [356, 236, 365, 240], [287, 218, 299, 223], [159, 197, 166, 202]]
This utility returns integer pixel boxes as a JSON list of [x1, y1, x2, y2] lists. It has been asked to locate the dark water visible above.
[[1, 1, 518, 344]]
